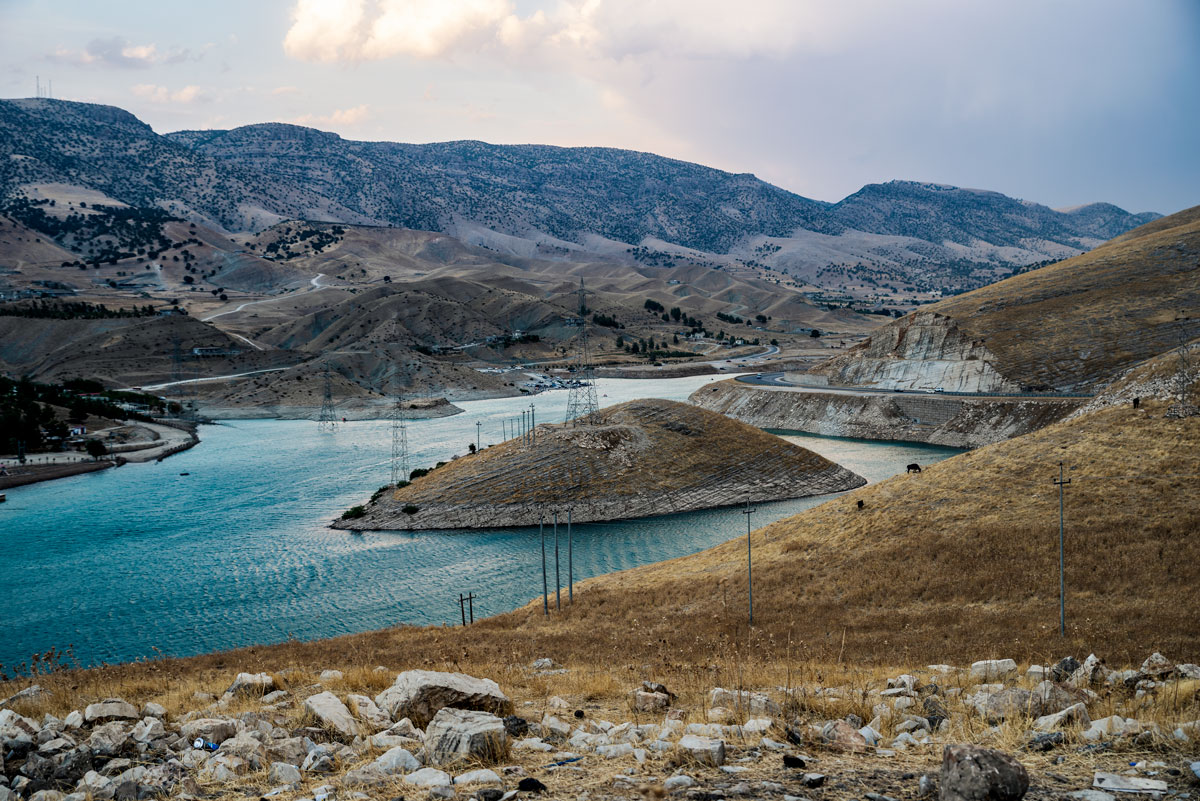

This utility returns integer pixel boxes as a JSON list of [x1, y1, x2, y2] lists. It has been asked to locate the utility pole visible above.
[[553, 511, 561, 611], [458, 593, 466, 626], [1054, 462, 1071, 637], [529, 403, 536, 444], [567, 508, 574, 604], [540, 511, 548, 616], [743, 498, 756, 626], [476, 420, 481, 452]]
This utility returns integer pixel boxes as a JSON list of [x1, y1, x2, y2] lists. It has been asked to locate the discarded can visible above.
[[192, 738, 219, 751]]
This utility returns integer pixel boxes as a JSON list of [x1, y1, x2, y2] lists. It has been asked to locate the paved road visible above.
[[139, 367, 291, 391], [734, 372, 1091, 402]]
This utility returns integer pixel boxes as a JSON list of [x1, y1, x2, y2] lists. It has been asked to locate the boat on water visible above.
[[0, 493, 6, 503]]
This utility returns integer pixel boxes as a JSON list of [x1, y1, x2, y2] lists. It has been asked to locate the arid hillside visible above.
[[812, 205, 1200, 391], [344, 398, 865, 530]]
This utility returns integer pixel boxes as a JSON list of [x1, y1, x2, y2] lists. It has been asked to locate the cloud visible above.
[[51, 37, 199, 69], [131, 84, 212, 104], [292, 104, 372, 127], [272, 85, 301, 95]]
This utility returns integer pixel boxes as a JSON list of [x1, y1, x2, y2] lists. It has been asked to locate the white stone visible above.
[[180, 718, 237, 744], [597, 742, 634, 758], [62, 711, 83, 730], [140, 703, 166, 720], [664, 774, 695, 789], [742, 717, 774, 734], [83, 700, 139, 724], [346, 694, 391, 731], [678, 734, 725, 766], [131, 717, 164, 743], [403, 767, 452, 787], [87, 722, 129, 756], [319, 670, 344, 683], [514, 737, 553, 751], [968, 660, 1017, 682], [541, 714, 571, 739], [0, 709, 38, 749], [424, 707, 508, 766], [225, 672, 275, 696], [374, 746, 420, 775], [708, 688, 780, 715], [761, 736, 787, 750], [1034, 702, 1091, 732], [267, 762, 301, 785], [456, 768, 503, 785], [303, 691, 360, 737], [74, 771, 114, 801], [375, 670, 511, 728]]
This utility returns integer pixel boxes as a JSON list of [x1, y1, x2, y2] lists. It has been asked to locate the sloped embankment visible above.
[[689, 379, 1082, 448], [339, 398, 865, 530]]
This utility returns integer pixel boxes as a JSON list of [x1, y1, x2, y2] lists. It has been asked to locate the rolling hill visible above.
[[811, 205, 1200, 391]]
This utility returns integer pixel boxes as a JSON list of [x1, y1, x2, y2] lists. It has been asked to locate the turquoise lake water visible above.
[[0, 375, 961, 670]]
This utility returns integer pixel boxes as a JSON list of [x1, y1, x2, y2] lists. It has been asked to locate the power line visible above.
[[564, 277, 599, 424]]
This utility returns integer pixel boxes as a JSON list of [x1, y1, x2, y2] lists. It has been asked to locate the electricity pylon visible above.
[[317, 363, 337, 432], [564, 277, 599, 425]]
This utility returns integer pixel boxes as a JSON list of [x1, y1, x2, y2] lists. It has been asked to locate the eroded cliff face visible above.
[[810, 312, 1020, 392], [689, 380, 1082, 448]]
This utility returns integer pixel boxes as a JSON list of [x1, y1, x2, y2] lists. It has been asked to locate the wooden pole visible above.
[[567, 508, 573, 604], [540, 513, 548, 616], [554, 511, 561, 611]]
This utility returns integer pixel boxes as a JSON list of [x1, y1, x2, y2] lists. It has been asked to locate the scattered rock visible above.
[[940, 744, 1029, 801], [403, 767, 452, 787], [783, 754, 806, 769], [346, 693, 392, 731], [1033, 703, 1090, 732], [1052, 657, 1081, 682], [130, 717, 164, 744], [319, 669, 344, 683], [678, 734, 725, 767], [1068, 655, 1109, 688], [83, 700, 139, 725], [87, 722, 130, 756], [982, 688, 1038, 722], [179, 718, 236, 745], [225, 672, 275, 697], [374, 745, 420, 775], [267, 762, 301, 785], [1139, 653, 1174, 679], [709, 688, 780, 715], [375, 670, 512, 728], [502, 715, 529, 737], [140, 702, 165, 720], [0, 685, 46, 710], [634, 690, 671, 712], [803, 773, 826, 788], [424, 707, 508, 766], [821, 720, 868, 752], [968, 660, 1018, 683], [303, 691, 360, 738], [455, 768, 502, 785], [517, 776, 548, 793]]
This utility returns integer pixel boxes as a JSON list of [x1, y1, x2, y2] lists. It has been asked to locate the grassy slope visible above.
[[923, 205, 1200, 389]]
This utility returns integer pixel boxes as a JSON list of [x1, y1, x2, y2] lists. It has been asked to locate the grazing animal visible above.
[[1133, 397, 1140, 409], [856, 499, 864, 510], [907, 463, 922, 474]]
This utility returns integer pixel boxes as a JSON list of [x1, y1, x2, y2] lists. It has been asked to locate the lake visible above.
[[0, 375, 960, 670]]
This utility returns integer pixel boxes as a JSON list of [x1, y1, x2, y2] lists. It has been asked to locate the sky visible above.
[[1, 0, 1197, 214]]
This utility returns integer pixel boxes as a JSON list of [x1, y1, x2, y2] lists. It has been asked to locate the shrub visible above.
[[402, 504, 419, 515], [341, 505, 366, 519]]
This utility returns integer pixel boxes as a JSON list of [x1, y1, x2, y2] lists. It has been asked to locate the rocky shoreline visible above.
[[689, 380, 1084, 449], [1, 652, 1196, 801]]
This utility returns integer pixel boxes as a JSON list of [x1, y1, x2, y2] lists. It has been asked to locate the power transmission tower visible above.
[[317, 364, 338, 432], [390, 374, 408, 485], [564, 277, 599, 425]]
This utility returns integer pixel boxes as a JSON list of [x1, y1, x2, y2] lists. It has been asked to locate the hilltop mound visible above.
[[811, 204, 1200, 391], [341, 399, 865, 530]]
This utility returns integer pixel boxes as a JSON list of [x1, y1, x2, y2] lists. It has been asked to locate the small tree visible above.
[[84, 439, 107, 460]]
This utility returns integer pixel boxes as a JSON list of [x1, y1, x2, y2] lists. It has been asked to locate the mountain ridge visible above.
[[0, 98, 1161, 295]]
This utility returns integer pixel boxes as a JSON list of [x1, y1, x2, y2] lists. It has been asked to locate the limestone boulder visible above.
[[130, 717, 164, 744], [634, 690, 670, 712], [941, 744, 1028, 801], [424, 708, 508, 767], [375, 670, 512, 728], [678, 734, 725, 767], [346, 694, 392, 731], [87, 722, 129, 756], [982, 688, 1039, 723], [1034, 703, 1091, 732], [708, 688, 780, 716], [1068, 655, 1109, 688], [374, 745, 420, 775], [267, 762, 301, 785], [0, 709, 39, 750], [822, 720, 868, 752], [303, 691, 359, 738], [968, 660, 1018, 683], [225, 672, 275, 697], [404, 767, 452, 787], [180, 718, 237, 745], [83, 700, 138, 725]]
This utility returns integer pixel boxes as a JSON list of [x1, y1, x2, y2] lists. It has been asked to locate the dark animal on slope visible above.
[[907, 463, 922, 473]]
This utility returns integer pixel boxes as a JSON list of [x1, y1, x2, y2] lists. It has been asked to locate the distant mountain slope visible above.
[[812, 205, 1200, 391], [0, 99, 1157, 271]]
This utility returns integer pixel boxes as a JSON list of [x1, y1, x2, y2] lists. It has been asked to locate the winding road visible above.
[[735, 372, 1091, 401]]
